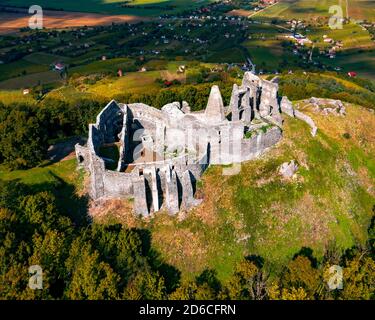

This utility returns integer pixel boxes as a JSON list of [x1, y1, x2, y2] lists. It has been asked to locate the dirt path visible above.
[[0, 9, 149, 34], [48, 136, 87, 163]]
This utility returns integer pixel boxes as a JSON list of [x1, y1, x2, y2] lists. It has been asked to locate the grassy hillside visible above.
[[0, 71, 373, 282], [91, 102, 375, 281], [0, 101, 373, 282]]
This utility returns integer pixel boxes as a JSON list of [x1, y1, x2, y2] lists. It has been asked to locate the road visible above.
[[248, 2, 279, 18]]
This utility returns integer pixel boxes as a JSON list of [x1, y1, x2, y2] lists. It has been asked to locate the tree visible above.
[[123, 270, 166, 300], [65, 241, 120, 300], [155, 90, 180, 108], [21, 192, 72, 234], [339, 253, 375, 300], [281, 255, 321, 299], [225, 259, 268, 300], [90, 225, 148, 285], [268, 283, 309, 300], [0, 104, 48, 169]]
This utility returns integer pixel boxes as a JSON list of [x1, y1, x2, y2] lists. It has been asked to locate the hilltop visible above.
[[0, 1, 374, 300], [89, 99, 374, 281], [1, 72, 374, 282]]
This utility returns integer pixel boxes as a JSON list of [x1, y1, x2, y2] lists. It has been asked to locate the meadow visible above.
[[321, 50, 375, 80], [254, 0, 375, 21]]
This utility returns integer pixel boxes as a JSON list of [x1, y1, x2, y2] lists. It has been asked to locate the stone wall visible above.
[[280, 96, 318, 137], [241, 126, 282, 161], [96, 100, 124, 143], [294, 110, 318, 137], [102, 170, 134, 198]]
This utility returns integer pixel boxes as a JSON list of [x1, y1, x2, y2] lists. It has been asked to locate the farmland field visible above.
[[308, 23, 375, 50], [0, 0, 213, 16], [0, 70, 62, 90], [254, 0, 375, 21], [243, 39, 298, 71], [0, 10, 148, 34], [321, 50, 375, 80]]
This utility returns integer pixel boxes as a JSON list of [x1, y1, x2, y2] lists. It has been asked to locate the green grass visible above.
[[46, 85, 102, 102], [255, 0, 342, 20], [0, 60, 48, 82], [23, 52, 69, 66], [0, 90, 36, 104], [309, 23, 374, 50], [229, 116, 373, 268], [321, 50, 375, 80], [88, 70, 162, 96], [243, 39, 297, 71], [347, 146, 375, 179], [254, 0, 375, 22], [0, 70, 62, 90], [0, 159, 77, 186], [207, 48, 246, 63], [69, 58, 135, 75]]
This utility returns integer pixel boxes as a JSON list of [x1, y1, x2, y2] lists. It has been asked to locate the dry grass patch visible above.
[[152, 228, 209, 275], [90, 198, 140, 228]]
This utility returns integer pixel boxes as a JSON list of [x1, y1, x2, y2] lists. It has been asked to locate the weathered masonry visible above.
[[76, 72, 301, 216]]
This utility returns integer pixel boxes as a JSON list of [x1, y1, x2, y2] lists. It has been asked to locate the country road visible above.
[[248, 2, 279, 18]]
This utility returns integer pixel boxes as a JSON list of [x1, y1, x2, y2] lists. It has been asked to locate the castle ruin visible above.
[[75, 72, 294, 216]]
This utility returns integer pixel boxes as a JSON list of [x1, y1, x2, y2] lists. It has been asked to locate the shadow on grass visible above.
[[142, 228, 181, 293], [0, 171, 90, 227]]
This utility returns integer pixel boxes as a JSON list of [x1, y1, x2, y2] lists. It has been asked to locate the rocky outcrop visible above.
[[307, 97, 346, 116], [279, 160, 298, 179]]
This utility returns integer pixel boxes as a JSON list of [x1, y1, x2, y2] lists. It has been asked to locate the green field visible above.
[[0, 159, 77, 186], [0, 70, 62, 90], [308, 23, 374, 50], [243, 39, 298, 71], [0, 0, 214, 16], [321, 50, 375, 80], [0, 59, 48, 82], [0, 90, 36, 104], [254, 0, 375, 21]]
